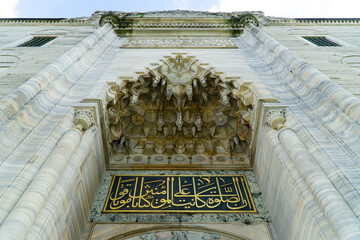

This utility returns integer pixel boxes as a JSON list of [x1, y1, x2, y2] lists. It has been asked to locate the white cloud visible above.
[[209, 0, 360, 18], [173, 0, 189, 9], [0, 0, 19, 18]]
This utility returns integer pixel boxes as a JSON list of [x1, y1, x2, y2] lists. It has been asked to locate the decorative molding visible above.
[[93, 11, 262, 29], [118, 22, 232, 28], [0, 19, 88, 25], [121, 38, 238, 49], [268, 18, 360, 25], [93, 10, 263, 19], [1, 11, 359, 26]]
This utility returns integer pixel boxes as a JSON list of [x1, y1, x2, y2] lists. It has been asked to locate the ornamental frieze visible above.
[[121, 38, 238, 49]]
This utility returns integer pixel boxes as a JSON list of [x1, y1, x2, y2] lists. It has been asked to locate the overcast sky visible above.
[[0, 0, 359, 18]]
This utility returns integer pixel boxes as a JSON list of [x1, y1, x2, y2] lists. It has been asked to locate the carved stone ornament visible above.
[[121, 38, 238, 49], [105, 54, 255, 160], [265, 108, 286, 130], [74, 109, 95, 132], [229, 13, 259, 28], [99, 12, 121, 27], [239, 13, 259, 27], [95, 11, 260, 29]]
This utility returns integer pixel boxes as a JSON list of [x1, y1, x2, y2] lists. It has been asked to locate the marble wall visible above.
[[0, 25, 95, 98], [263, 25, 360, 98]]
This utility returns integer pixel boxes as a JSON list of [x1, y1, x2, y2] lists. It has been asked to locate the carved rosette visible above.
[[105, 54, 255, 161]]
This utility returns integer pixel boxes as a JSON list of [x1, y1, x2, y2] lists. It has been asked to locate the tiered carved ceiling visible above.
[[106, 54, 256, 167]]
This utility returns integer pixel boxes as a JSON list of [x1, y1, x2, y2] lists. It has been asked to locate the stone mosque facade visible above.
[[0, 10, 360, 240]]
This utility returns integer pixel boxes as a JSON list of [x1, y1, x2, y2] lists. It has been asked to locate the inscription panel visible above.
[[121, 38, 238, 48], [103, 175, 256, 213]]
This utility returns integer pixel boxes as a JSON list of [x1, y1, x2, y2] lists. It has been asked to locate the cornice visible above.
[[94, 11, 262, 38], [93, 10, 265, 19], [268, 17, 360, 25], [0, 18, 89, 26], [94, 11, 360, 28], [1, 11, 359, 27]]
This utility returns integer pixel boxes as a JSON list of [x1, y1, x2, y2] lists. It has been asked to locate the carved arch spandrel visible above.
[[104, 54, 259, 168]]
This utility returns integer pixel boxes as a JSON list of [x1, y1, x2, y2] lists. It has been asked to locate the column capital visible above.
[[99, 12, 121, 27], [74, 109, 94, 132], [265, 108, 286, 130], [240, 13, 259, 27]]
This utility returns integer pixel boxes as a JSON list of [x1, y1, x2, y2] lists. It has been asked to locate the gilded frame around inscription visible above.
[[103, 175, 257, 213]]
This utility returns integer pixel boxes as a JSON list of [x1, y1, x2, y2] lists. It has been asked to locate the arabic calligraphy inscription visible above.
[[103, 175, 256, 213]]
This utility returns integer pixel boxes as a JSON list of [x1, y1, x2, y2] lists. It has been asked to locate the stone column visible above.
[[266, 109, 360, 240], [0, 109, 94, 240]]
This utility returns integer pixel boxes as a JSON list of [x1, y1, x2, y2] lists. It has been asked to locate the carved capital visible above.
[[265, 109, 286, 130], [99, 13, 121, 27], [74, 109, 94, 132], [239, 13, 259, 27]]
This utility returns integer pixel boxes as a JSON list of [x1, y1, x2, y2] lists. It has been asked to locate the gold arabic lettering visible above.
[[104, 175, 256, 213]]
